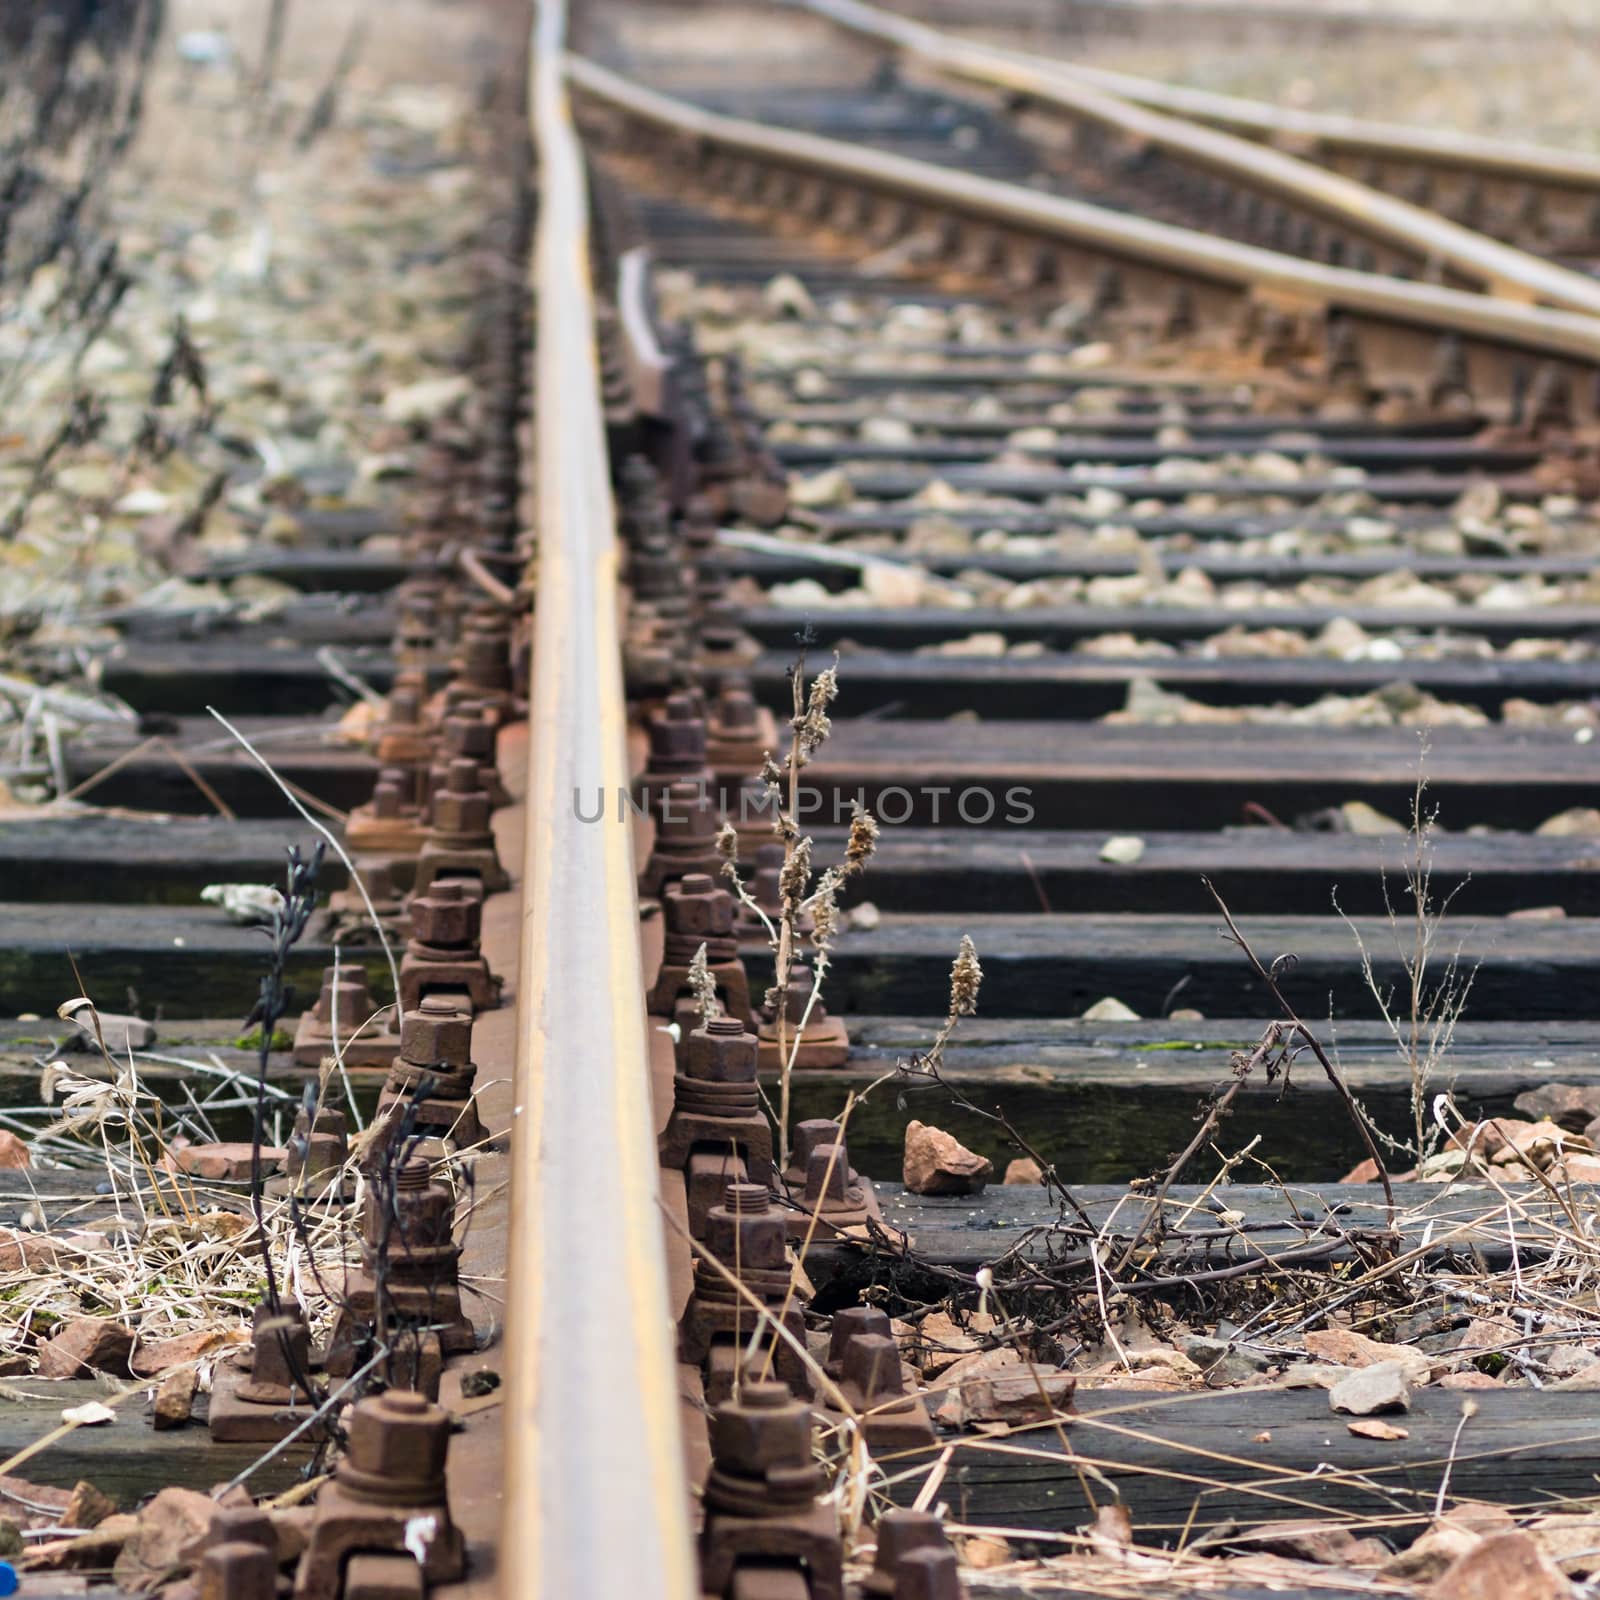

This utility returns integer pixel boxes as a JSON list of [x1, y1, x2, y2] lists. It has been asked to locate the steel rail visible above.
[[565, 54, 1600, 368], [1053, 62, 1600, 194], [783, 0, 1600, 319], [501, 2, 696, 1596]]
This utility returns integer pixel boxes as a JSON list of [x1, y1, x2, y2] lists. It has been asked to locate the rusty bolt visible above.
[[442, 711, 494, 762], [709, 1379, 814, 1478], [386, 687, 421, 726], [198, 1541, 276, 1600], [871, 1512, 959, 1599], [685, 1017, 757, 1084], [431, 759, 492, 838], [827, 1306, 891, 1370], [656, 778, 717, 842], [338, 1389, 451, 1504], [372, 781, 405, 820], [892, 1547, 962, 1600], [841, 1333, 903, 1402], [649, 692, 708, 767], [209, 1505, 277, 1554], [410, 883, 480, 948], [712, 681, 760, 733], [804, 1144, 851, 1206], [792, 1119, 843, 1173], [365, 1155, 454, 1252], [400, 995, 472, 1070], [315, 967, 374, 1025], [704, 1182, 787, 1272], [663, 874, 734, 938]]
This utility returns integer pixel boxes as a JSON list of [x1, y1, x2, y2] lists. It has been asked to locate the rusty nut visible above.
[[343, 1390, 450, 1492], [686, 1017, 757, 1084], [664, 875, 734, 937], [401, 997, 472, 1068], [410, 885, 481, 948], [710, 1381, 814, 1475], [704, 1187, 787, 1272], [432, 788, 491, 836]]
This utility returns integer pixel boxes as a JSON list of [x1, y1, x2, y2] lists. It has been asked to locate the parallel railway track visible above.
[[12, 1, 1600, 1597]]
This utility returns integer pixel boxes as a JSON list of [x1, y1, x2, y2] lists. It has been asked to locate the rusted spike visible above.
[[1403, 167, 1434, 208], [1513, 184, 1547, 239], [1429, 334, 1473, 411], [1456, 177, 1485, 229], [1508, 362, 1532, 429], [1527, 361, 1575, 433], [1162, 284, 1195, 340], [1255, 307, 1299, 366], [1324, 319, 1366, 391], [1088, 263, 1123, 318]]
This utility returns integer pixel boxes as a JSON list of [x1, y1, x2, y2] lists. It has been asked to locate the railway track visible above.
[[11, 0, 1600, 1597]]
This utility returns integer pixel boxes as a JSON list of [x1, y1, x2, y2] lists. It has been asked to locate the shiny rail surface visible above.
[[566, 55, 1600, 382], [782, 0, 1600, 317], [501, 3, 695, 1595]]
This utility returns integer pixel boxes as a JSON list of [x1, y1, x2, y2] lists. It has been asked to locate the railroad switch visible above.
[[682, 1182, 811, 1403], [662, 1017, 775, 1236], [758, 965, 850, 1071], [699, 1380, 843, 1600], [863, 1511, 963, 1599], [650, 873, 755, 1028], [413, 757, 509, 896], [375, 994, 484, 1148], [781, 1119, 880, 1241], [209, 1300, 327, 1444], [397, 882, 498, 1013], [292, 966, 401, 1068], [638, 775, 725, 896], [325, 1155, 474, 1386], [293, 1391, 463, 1599], [821, 1310, 935, 1455]]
